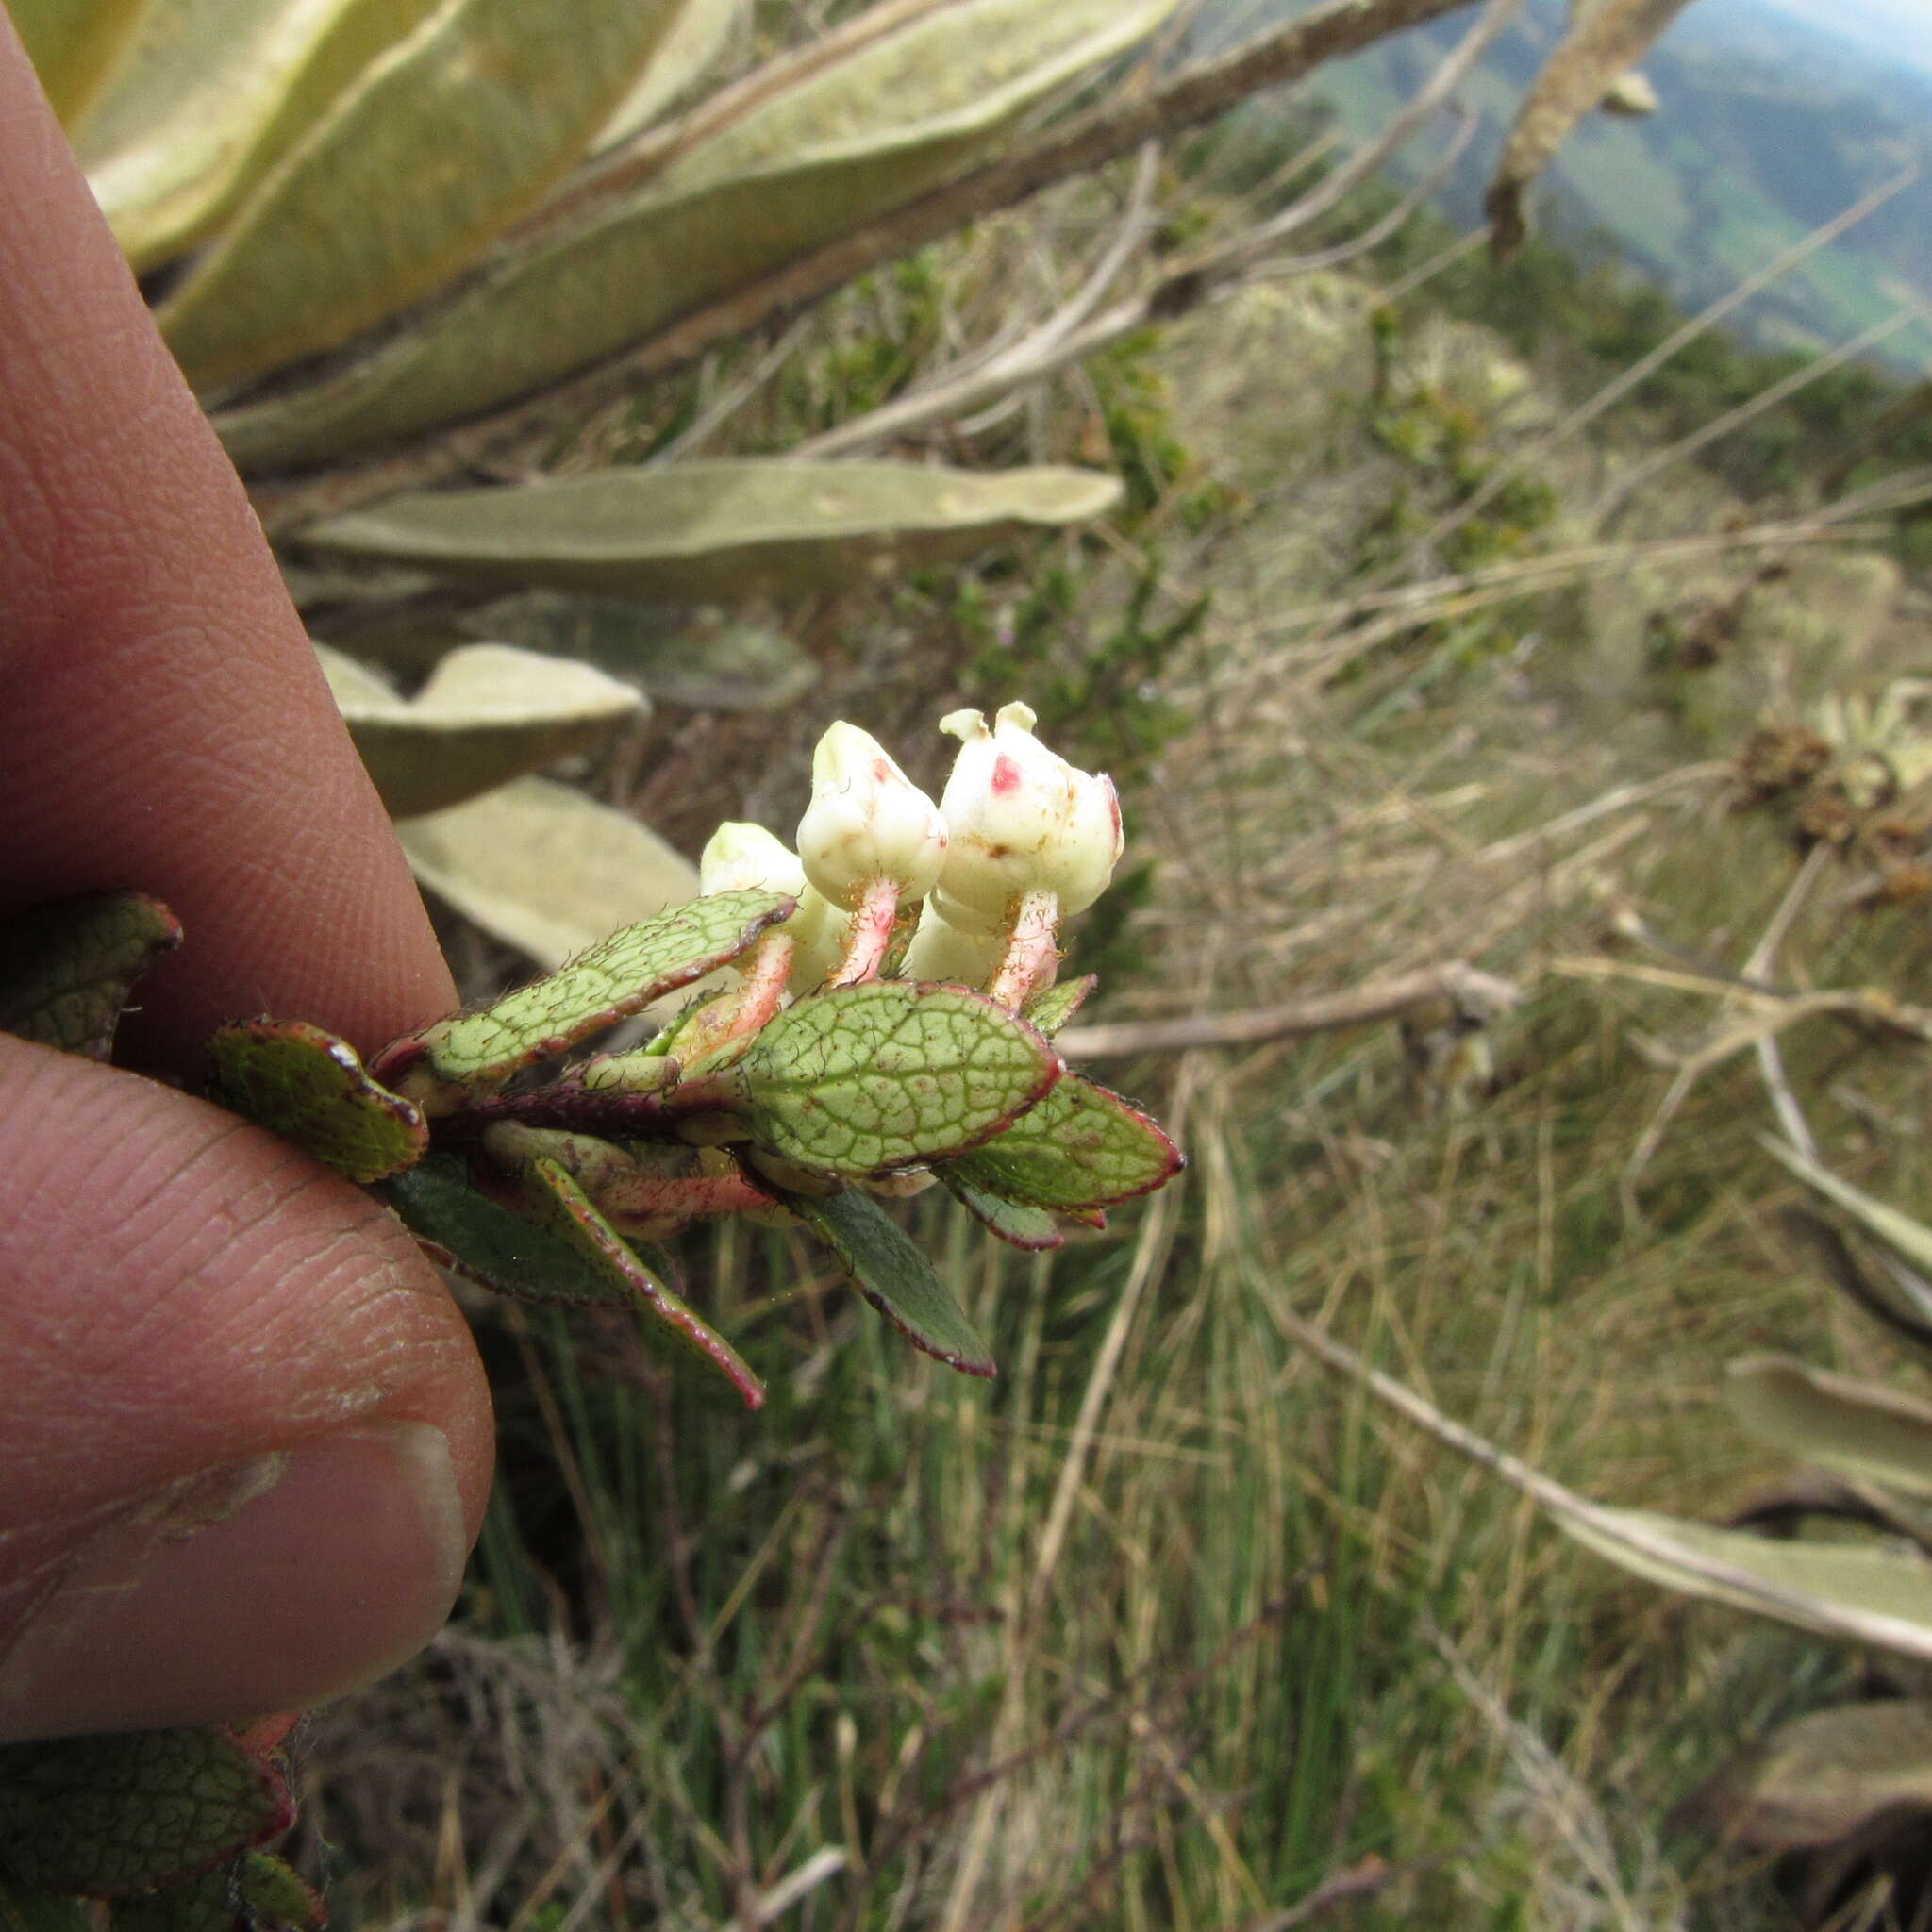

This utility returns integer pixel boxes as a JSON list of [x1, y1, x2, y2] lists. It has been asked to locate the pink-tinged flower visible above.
[[934, 702, 1124, 932], [796, 722, 947, 909], [901, 899, 1007, 987]]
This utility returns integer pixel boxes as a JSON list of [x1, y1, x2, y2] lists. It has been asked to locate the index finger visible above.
[[0, 16, 456, 1070]]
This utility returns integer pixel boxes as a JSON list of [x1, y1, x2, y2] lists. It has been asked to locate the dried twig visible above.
[[1058, 961, 1522, 1059]]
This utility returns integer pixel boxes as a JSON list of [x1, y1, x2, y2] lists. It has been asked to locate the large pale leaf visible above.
[[156, 0, 685, 390], [788, 1183, 995, 1377], [74, 0, 440, 272], [318, 641, 643, 817], [301, 462, 1124, 601], [207, 1015, 427, 1182], [1555, 1505, 1932, 1657], [1726, 1354, 1932, 1501], [947, 1071, 1182, 1211], [1760, 1135, 1932, 1299], [396, 776, 700, 970], [8, 0, 144, 122], [463, 595, 818, 711], [0, 891, 181, 1060], [213, 0, 1177, 467], [735, 979, 1059, 1177], [1693, 1700, 1932, 1850], [592, 0, 743, 152], [1484, 0, 1697, 254], [375, 885, 788, 1107]]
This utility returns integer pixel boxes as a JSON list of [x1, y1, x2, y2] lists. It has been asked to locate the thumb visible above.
[[0, 1035, 494, 1741]]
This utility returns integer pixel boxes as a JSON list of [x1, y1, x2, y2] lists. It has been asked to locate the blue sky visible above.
[[1745, 0, 1932, 75]]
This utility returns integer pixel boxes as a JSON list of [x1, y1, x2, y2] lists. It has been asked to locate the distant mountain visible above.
[[1219, 0, 1932, 370]]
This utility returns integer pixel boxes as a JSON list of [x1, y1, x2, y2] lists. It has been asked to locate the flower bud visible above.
[[699, 821, 807, 899], [796, 721, 947, 909], [934, 702, 1124, 931], [697, 822, 841, 986], [901, 900, 1006, 987]]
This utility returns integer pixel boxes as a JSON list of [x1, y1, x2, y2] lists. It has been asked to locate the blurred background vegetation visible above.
[[16, 0, 1932, 1923]]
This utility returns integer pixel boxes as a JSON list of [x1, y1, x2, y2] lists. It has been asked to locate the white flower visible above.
[[901, 900, 1006, 987], [698, 821, 841, 984], [796, 721, 947, 909], [933, 702, 1124, 932], [699, 821, 807, 899]]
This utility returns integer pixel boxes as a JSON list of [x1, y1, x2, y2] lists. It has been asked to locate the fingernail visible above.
[[0, 1421, 468, 1740]]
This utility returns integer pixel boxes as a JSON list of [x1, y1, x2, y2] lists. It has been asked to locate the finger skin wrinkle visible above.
[[0, 1043, 485, 1531]]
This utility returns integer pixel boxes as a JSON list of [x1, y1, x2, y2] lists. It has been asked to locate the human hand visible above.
[[0, 16, 493, 1741]]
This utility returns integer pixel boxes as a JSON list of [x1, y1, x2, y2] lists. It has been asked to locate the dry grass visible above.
[[308, 202, 1932, 1930]]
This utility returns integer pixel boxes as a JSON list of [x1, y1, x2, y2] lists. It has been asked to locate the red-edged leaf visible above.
[[208, 1020, 426, 1183], [0, 891, 181, 1060], [949, 1072, 1181, 1211]]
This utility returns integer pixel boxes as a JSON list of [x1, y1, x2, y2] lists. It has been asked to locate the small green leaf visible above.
[[234, 1853, 326, 1932], [380, 1154, 649, 1311], [1021, 974, 1096, 1039], [0, 1728, 291, 1897], [949, 1073, 1182, 1212], [936, 1168, 1064, 1251], [208, 1018, 428, 1183], [0, 1875, 92, 1932], [788, 1184, 995, 1378], [111, 1862, 238, 1932], [299, 462, 1124, 603], [396, 776, 701, 971], [0, 891, 182, 1060], [519, 1156, 764, 1407], [373, 887, 790, 1108], [737, 980, 1058, 1177], [1726, 1354, 1932, 1500]]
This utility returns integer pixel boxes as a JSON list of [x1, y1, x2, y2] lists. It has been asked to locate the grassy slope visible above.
[[300, 192, 1932, 1932]]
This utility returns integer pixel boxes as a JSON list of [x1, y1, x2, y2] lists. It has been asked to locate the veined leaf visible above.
[[157, 0, 686, 389], [948, 1071, 1181, 1211], [1022, 973, 1096, 1039], [0, 891, 181, 1060], [0, 1727, 291, 1897], [397, 776, 701, 970], [318, 640, 643, 817], [1693, 1699, 1932, 1850], [592, 0, 744, 152], [789, 1183, 995, 1377], [208, 1016, 427, 1183], [75, 0, 441, 271], [213, 0, 1177, 466], [300, 462, 1124, 601], [374, 886, 790, 1108], [737, 979, 1058, 1177], [462, 594, 819, 711], [1725, 1354, 1932, 1500], [937, 1167, 1064, 1251], [9, 0, 144, 123]]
